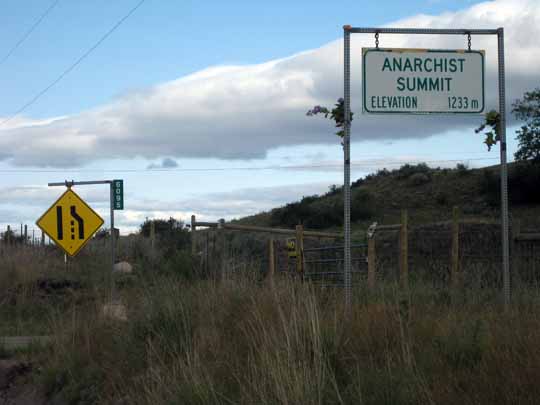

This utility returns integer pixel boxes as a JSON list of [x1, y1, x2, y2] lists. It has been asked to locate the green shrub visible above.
[[351, 189, 376, 221], [480, 162, 540, 206], [456, 163, 470, 176], [396, 163, 431, 179], [435, 191, 449, 206], [408, 172, 431, 186]]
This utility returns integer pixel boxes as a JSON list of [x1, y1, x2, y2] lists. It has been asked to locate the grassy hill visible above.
[[238, 162, 540, 233]]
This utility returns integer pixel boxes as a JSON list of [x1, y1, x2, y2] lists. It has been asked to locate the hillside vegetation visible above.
[[239, 162, 540, 231]]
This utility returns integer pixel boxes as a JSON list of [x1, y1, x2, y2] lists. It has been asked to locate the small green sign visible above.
[[113, 179, 123, 210]]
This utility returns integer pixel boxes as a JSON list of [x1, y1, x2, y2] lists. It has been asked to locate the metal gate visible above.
[[303, 243, 367, 286]]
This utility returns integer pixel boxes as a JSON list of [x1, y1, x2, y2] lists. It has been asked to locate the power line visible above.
[[0, 0, 146, 127], [0, 157, 499, 173], [0, 0, 61, 67]]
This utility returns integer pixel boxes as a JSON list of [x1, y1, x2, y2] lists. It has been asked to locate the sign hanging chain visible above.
[[375, 32, 379, 49], [467, 33, 472, 51]]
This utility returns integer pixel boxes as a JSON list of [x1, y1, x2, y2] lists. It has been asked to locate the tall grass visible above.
[[0, 244, 110, 336], [4, 241, 540, 404], [37, 269, 540, 405]]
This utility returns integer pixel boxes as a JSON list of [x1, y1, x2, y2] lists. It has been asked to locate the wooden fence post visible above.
[[218, 219, 226, 280], [368, 236, 376, 289], [400, 210, 409, 289], [191, 215, 197, 256], [150, 221, 155, 251], [268, 238, 275, 288], [24, 225, 27, 245], [6, 225, 11, 244], [295, 225, 304, 277], [451, 206, 460, 288], [41, 230, 45, 246]]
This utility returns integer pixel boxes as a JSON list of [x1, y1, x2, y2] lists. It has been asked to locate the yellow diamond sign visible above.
[[36, 188, 104, 257]]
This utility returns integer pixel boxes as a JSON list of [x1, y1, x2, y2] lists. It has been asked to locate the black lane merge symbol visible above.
[[56, 206, 63, 240], [70, 206, 85, 240]]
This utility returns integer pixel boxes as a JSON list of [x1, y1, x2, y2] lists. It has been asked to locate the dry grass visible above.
[[37, 272, 540, 405], [0, 244, 110, 336], [3, 243, 540, 404]]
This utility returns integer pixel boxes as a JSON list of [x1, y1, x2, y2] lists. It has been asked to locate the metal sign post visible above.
[[109, 183, 115, 297], [47, 179, 124, 301], [343, 26, 509, 311], [343, 27, 352, 311]]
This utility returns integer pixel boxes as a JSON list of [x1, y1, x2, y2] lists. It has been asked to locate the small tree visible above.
[[139, 217, 190, 252], [512, 88, 540, 162]]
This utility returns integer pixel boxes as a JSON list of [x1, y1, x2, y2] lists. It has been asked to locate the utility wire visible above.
[[0, 157, 499, 173], [0, 0, 146, 127], [0, 0, 61, 67]]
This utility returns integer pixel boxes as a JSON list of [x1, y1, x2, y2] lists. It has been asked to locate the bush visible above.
[[435, 191, 449, 206], [456, 163, 470, 176], [351, 189, 376, 221], [270, 197, 317, 228], [396, 163, 431, 179], [325, 184, 342, 196], [304, 199, 343, 229], [480, 163, 540, 206], [140, 217, 191, 255], [480, 169, 500, 207], [408, 172, 431, 186]]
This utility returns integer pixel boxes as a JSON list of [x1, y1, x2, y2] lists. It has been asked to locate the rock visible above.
[[113, 261, 133, 274], [102, 303, 128, 321]]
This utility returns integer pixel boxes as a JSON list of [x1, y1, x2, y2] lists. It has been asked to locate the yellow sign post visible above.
[[36, 188, 104, 257]]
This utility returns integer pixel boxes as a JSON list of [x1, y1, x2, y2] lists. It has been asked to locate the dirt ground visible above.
[[0, 359, 46, 405]]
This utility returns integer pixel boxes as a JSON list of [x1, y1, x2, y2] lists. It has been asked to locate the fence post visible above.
[[268, 238, 275, 288], [368, 236, 376, 289], [451, 206, 460, 288], [400, 209, 409, 289], [218, 219, 226, 280], [295, 225, 304, 277], [150, 221, 155, 251], [24, 225, 28, 245], [41, 230, 45, 246], [6, 225, 11, 245], [191, 215, 197, 256]]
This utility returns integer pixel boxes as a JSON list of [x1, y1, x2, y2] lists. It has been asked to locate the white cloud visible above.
[[0, 185, 108, 206], [0, 182, 331, 234], [0, 0, 538, 167]]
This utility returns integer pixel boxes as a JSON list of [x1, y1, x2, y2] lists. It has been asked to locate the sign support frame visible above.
[[342, 25, 509, 311], [48, 179, 119, 301]]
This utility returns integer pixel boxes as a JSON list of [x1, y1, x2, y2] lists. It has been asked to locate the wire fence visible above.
[[8, 214, 540, 290], [0, 225, 52, 246], [192, 215, 540, 289]]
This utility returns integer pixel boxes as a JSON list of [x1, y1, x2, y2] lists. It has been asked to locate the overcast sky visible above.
[[0, 0, 538, 235]]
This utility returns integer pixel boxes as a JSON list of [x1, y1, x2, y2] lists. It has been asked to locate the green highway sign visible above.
[[362, 48, 485, 114], [113, 179, 123, 210]]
